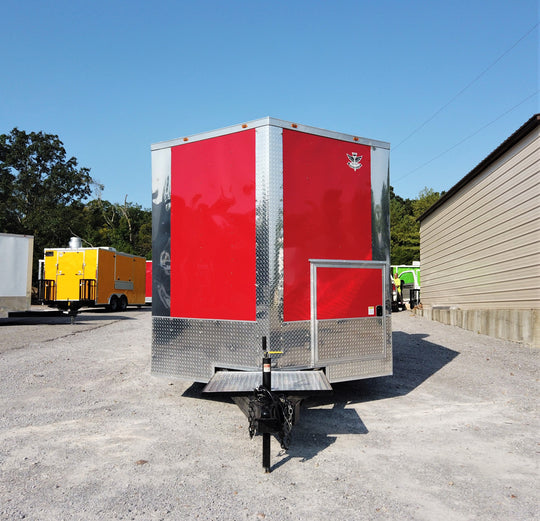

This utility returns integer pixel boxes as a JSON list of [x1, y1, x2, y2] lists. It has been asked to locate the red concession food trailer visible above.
[[151, 117, 391, 383], [151, 118, 391, 469]]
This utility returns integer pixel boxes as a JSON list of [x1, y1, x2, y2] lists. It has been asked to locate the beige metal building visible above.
[[417, 114, 539, 348]]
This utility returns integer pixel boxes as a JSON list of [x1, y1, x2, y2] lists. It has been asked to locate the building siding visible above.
[[419, 121, 539, 347]]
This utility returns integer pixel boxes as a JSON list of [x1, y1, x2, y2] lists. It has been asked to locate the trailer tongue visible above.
[[203, 338, 332, 472]]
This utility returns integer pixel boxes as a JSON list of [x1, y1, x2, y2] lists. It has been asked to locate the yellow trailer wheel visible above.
[[108, 295, 119, 312]]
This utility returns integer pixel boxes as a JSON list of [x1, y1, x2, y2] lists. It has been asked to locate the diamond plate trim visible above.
[[202, 370, 332, 394], [152, 317, 261, 382], [326, 315, 392, 382], [317, 317, 386, 363]]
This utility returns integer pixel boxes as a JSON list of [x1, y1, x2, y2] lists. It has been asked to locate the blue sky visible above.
[[1, 0, 538, 208]]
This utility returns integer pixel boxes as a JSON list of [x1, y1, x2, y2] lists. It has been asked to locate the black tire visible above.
[[108, 295, 119, 312], [119, 295, 128, 312]]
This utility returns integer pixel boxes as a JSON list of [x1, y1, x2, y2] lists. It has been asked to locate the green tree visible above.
[[0, 128, 93, 282], [80, 196, 152, 259], [412, 187, 442, 219], [390, 186, 442, 265], [0, 161, 17, 232]]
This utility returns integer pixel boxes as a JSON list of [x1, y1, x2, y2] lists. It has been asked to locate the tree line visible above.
[[390, 185, 443, 265], [0, 128, 441, 283], [0, 128, 151, 282]]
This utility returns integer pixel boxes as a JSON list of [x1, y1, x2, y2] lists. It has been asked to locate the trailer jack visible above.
[[246, 341, 295, 472], [63, 302, 81, 325]]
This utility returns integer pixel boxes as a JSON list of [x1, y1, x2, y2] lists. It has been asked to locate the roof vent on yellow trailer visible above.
[[69, 237, 82, 249]]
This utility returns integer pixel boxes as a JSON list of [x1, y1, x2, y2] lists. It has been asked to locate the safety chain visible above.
[[248, 393, 258, 439], [276, 396, 294, 450]]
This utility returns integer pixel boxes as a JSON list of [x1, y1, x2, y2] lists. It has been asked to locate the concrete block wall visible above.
[[415, 306, 539, 349]]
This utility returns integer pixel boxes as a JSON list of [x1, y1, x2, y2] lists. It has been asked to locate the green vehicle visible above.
[[391, 263, 421, 309]]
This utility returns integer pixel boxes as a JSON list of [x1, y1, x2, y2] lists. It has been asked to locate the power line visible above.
[[394, 91, 539, 182], [393, 22, 539, 152]]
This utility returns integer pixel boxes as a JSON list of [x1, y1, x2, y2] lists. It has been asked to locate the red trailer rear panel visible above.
[[282, 129, 373, 321], [170, 130, 257, 321]]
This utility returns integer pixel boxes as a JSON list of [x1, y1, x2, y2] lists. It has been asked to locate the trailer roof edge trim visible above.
[[44, 247, 144, 259], [0, 232, 34, 239], [151, 117, 391, 151]]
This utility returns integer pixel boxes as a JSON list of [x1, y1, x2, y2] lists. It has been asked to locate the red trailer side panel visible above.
[[282, 130, 372, 322], [170, 130, 257, 320], [145, 261, 152, 300]]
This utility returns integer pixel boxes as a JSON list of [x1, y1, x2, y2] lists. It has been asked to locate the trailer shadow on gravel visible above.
[[270, 405, 369, 469], [307, 330, 459, 408], [274, 331, 458, 465], [181, 330, 458, 466]]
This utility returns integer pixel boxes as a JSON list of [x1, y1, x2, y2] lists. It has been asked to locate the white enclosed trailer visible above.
[[0, 233, 34, 318]]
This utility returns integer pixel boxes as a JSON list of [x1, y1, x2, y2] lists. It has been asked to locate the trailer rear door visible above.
[[56, 251, 85, 300]]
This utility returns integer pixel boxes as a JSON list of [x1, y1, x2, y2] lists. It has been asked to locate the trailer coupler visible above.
[[63, 302, 81, 325], [248, 384, 294, 452]]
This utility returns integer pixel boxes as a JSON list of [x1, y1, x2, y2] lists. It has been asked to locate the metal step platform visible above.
[[202, 370, 333, 396]]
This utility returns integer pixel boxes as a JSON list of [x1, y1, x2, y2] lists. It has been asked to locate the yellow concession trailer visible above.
[[40, 238, 146, 313]]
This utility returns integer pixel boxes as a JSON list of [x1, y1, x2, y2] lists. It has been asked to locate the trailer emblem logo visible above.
[[346, 152, 363, 172]]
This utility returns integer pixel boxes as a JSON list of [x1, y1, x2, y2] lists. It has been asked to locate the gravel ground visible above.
[[0, 307, 537, 521]]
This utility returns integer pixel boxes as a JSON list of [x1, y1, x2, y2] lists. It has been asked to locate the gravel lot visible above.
[[0, 307, 537, 521]]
